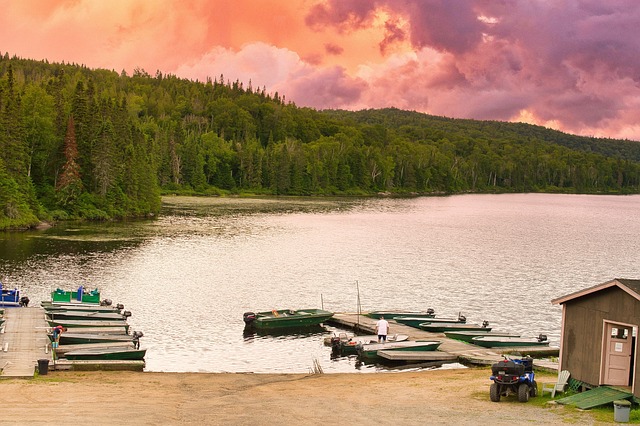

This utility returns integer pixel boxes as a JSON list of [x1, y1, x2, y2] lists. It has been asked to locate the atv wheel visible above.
[[490, 383, 501, 402], [518, 383, 530, 402], [530, 380, 538, 397]]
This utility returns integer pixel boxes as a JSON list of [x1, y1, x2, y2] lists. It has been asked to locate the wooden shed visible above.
[[552, 278, 639, 397]]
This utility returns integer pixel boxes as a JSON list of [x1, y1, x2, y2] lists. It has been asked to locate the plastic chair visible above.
[[542, 370, 570, 398]]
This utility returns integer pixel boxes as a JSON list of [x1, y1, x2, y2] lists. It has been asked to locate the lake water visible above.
[[1, 193, 639, 373]]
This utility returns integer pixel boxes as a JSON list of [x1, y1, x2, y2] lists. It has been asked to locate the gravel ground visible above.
[[0, 367, 610, 425]]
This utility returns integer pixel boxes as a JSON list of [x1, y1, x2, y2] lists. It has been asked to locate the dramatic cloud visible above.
[[1, 0, 639, 140]]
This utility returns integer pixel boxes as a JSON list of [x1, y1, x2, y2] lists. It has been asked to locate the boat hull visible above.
[[357, 341, 442, 361], [365, 311, 435, 320], [418, 322, 491, 333], [471, 336, 550, 348], [443, 331, 519, 343], [245, 309, 333, 330], [47, 319, 130, 332], [394, 317, 465, 328], [46, 311, 128, 321], [54, 333, 138, 345], [63, 348, 146, 360]]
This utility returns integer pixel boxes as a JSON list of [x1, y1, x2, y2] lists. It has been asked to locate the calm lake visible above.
[[1, 193, 639, 373]]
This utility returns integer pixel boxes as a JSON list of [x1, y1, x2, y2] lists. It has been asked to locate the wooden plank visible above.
[[0, 307, 51, 378], [378, 350, 458, 362], [555, 386, 633, 409]]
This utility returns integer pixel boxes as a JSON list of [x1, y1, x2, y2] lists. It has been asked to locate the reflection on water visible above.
[[1, 194, 640, 373]]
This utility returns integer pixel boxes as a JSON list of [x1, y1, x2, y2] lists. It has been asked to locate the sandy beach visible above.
[[0, 367, 606, 425]]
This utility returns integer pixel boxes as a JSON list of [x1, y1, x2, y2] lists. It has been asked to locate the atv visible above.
[[489, 357, 537, 402]]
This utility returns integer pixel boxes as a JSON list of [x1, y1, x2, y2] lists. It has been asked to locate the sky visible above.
[[2, 0, 639, 141]]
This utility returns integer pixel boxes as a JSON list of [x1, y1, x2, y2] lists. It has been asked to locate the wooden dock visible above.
[[328, 313, 559, 372], [0, 307, 51, 378]]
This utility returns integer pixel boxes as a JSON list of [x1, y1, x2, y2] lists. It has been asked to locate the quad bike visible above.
[[489, 356, 537, 402]]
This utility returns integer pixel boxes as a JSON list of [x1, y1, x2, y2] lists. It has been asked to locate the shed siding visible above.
[[560, 286, 640, 397]]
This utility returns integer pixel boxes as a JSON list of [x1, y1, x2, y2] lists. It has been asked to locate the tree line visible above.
[[1, 53, 639, 229]]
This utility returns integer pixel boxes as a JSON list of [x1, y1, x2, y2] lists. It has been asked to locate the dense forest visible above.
[[1, 54, 640, 230]]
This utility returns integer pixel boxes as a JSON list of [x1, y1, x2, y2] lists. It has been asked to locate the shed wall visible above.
[[560, 287, 640, 397]]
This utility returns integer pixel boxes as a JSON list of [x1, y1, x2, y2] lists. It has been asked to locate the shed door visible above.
[[603, 324, 632, 386]]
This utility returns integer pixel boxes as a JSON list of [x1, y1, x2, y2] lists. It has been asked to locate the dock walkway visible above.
[[0, 307, 50, 378], [328, 313, 559, 372]]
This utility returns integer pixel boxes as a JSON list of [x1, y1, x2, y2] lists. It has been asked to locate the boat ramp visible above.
[[327, 313, 559, 372]]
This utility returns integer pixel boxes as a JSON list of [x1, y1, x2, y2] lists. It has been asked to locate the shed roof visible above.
[[552, 278, 640, 305]]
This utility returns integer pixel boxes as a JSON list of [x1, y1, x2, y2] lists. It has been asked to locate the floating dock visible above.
[[327, 313, 559, 372], [1, 306, 145, 377], [0, 307, 51, 378]]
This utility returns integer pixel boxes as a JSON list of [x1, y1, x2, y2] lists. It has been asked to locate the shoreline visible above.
[[0, 368, 605, 425]]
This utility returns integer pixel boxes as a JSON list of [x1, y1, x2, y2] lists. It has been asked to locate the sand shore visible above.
[[0, 366, 608, 425]]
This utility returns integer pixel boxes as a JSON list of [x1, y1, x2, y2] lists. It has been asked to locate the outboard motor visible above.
[[19, 296, 30, 307], [458, 314, 467, 323], [116, 303, 125, 310], [482, 320, 490, 328], [123, 311, 132, 318], [100, 299, 113, 306], [537, 334, 548, 343], [132, 331, 144, 349], [426, 308, 435, 315], [243, 312, 257, 325]]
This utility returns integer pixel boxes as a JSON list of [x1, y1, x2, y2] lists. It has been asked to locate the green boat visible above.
[[444, 330, 520, 343], [49, 286, 101, 304], [47, 319, 130, 332], [395, 315, 466, 329], [46, 310, 130, 322], [243, 308, 333, 330], [51, 332, 142, 345], [43, 303, 124, 313], [471, 335, 549, 348], [418, 321, 491, 333], [63, 347, 146, 360], [365, 309, 435, 320], [329, 333, 410, 356], [357, 340, 442, 361]]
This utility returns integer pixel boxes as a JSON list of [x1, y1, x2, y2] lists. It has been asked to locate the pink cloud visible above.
[[1, 0, 638, 140]]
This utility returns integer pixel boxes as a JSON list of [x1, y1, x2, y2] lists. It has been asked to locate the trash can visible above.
[[37, 359, 49, 375], [614, 399, 631, 423]]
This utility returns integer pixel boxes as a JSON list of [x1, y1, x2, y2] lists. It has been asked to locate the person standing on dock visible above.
[[376, 316, 389, 343]]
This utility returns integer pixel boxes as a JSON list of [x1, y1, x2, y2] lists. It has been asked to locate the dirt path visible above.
[[0, 367, 605, 425]]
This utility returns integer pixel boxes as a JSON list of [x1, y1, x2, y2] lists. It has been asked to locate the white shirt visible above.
[[376, 318, 389, 335]]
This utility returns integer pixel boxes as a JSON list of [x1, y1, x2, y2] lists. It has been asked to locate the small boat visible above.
[[329, 333, 409, 356], [63, 347, 147, 360], [418, 320, 491, 333], [395, 314, 467, 329], [61, 327, 131, 335], [0, 282, 22, 307], [46, 310, 131, 321], [471, 334, 550, 348], [444, 330, 520, 343], [243, 308, 333, 330], [51, 331, 143, 345], [365, 309, 435, 320], [49, 286, 102, 304], [43, 303, 124, 313], [357, 340, 442, 361], [47, 319, 130, 332], [55, 342, 136, 355]]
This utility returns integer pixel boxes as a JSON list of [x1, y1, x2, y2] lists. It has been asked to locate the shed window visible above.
[[610, 327, 629, 340]]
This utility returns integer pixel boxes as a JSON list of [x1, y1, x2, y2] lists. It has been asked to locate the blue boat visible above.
[[0, 282, 25, 307]]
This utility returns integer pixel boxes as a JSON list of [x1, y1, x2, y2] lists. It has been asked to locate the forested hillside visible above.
[[1, 54, 639, 230]]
